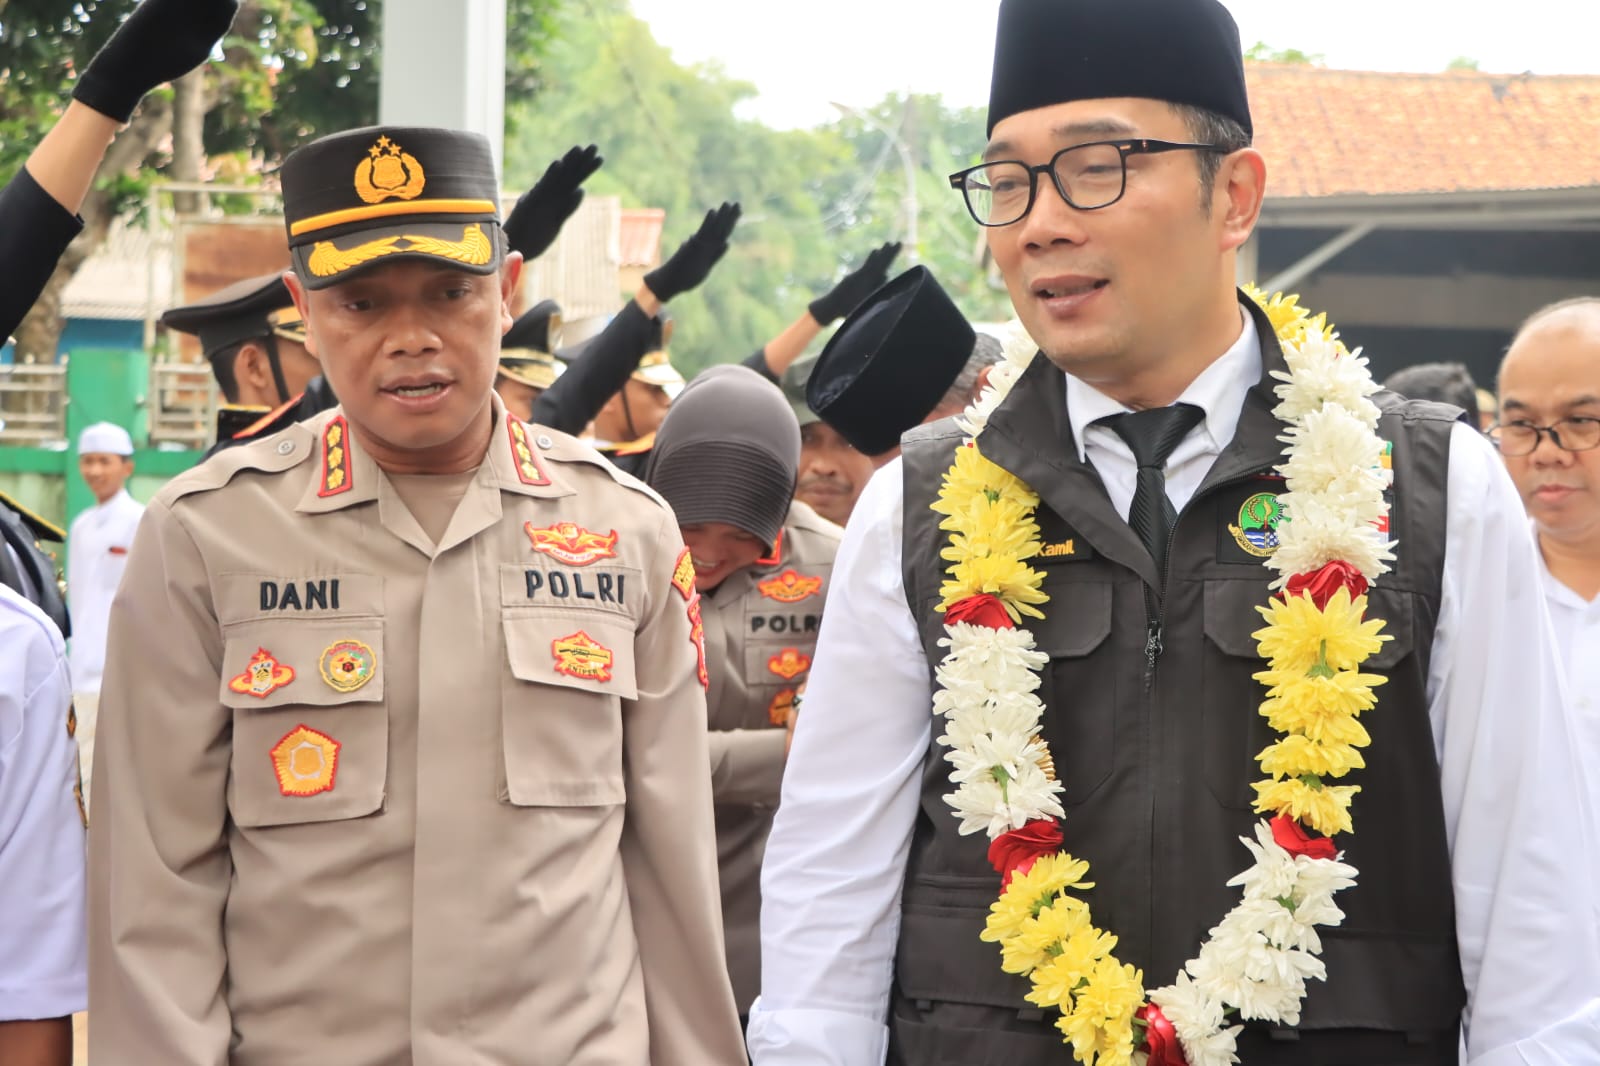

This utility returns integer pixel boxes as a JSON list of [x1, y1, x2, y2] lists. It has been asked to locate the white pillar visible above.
[[379, 0, 507, 179]]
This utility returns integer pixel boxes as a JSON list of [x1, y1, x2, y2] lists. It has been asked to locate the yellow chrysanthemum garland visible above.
[[929, 289, 1395, 1066]]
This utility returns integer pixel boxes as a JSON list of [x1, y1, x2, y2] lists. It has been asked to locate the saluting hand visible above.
[[642, 202, 742, 304], [807, 240, 903, 325], [503, 144, 605, 261], [73, 0, 241, 124]]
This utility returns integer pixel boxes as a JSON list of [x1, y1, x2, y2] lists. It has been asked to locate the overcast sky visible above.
[[629, 0, 1600, 129]]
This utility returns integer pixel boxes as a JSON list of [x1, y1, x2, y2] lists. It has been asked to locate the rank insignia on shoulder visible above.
[[767, 647, 811, 682], [1228, 491, 1283, 558], [525, 521, 619, 566], [229, 647, 297, 698], [552, 630, 615, 683], [757, 568, 823, 604], [506, 416, 552, 487], [768, 687, 797, 727], [687, 595, 708, 689], [270, 724, 341, 797], [319, 639, 376, 693], [318, 416, 353, 498], [671, 548, 697, 602]]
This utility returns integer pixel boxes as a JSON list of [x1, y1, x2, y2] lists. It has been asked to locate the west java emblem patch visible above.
[[552, 630, 615, 683], [1228, 491, 1283, 558], [756, 569, 823, 604], [270, 724, 341, 797], [229, 648, 296, 699], [525, 521, 619, 566]]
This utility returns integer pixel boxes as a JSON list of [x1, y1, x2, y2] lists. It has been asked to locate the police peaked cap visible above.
[[161, 272, 303, 361], [807, 266, 974, 457], [986, 0, 1252, 137], [280, 126, 505, 289]]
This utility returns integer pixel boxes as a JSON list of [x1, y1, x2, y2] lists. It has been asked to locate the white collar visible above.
[[1533, 519, 1600, 611], [1064, 308, 1260, 462]]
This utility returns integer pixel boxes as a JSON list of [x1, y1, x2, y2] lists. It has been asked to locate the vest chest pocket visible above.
[[501, 609, 636, 807], [219, 621, 387, 828], [1201, 579, 1419, 810], [1033, 580, 1116, 805]]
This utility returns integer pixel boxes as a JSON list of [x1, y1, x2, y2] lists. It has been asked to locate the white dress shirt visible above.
[[1534, 535, 1600, 811], [66, 488, 144, 694], [748, 333, 1600, 1065], [0, 583, 88, 1021]]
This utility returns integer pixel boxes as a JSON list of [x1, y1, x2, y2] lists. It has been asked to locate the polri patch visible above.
[[318, 416, 353, 498], [525, 521, 619, 566], [229, 647, 296, 698], [270, 724, 340, 797], [687, 595, 709, 689], [757, 568, 823, 603], [552, 630, 615, 683], [319, 638, 376, 693], [671, 548, 697, 602], [767, 647, 811, 681]]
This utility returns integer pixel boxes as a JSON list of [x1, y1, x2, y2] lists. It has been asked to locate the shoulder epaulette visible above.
[[159, 421, 319, 505], [0, 489, 65, 542], [535, 426, 671, 512]]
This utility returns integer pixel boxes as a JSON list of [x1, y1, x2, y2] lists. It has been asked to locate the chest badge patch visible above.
[[767, 647, 811, 681], [319, 639, 376, 693], [1229, 491, 1283, 558], [768, 687, 797, 727], [270, 724, 341, 797], [318, 416, 353, 498], [552, 630, 614, 683], [687, 595, 709, 689], [671, 548, 697, 601], [525, 521, 619, 566], [757, 568, 824, 603], [229, 648, 297, 699]]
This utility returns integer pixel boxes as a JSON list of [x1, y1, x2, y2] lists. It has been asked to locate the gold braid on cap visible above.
[[307, 223, 493, 278]]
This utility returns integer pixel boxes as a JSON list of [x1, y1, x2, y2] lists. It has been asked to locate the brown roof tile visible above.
[[618, 207, 665, 268], [1248, 65, 1600, 199]]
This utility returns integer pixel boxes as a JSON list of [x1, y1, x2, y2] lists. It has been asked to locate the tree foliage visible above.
[[505, 0, 1013, 376]]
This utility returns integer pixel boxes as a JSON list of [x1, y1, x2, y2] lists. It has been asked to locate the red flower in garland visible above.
[[1270, 814, 1339, 861], [987, 818, 1063, 887], [1282, 559, 1369, 610], [946, 593, 1015, 630], [1137, 1004, 1188, 1066]]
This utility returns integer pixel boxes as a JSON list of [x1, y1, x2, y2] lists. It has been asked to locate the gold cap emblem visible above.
[[354, 135, 426, 205]]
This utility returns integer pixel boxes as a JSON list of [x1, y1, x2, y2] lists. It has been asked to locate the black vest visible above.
[[892, 298, 1465, 1065]]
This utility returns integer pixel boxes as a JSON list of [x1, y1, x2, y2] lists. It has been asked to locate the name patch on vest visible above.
[[1034, 509, 1095, 565], [260, 579, 342, 611]]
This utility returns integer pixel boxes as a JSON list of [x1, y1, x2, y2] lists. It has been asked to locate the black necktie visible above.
[[1096, 403, 1204, 576]]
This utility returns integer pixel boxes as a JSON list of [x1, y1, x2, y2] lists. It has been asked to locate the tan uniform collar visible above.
[[295, 394, 576, 516]]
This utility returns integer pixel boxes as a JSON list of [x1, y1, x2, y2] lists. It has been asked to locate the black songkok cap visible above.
[[280, 126, 504, 289], [807, 266, 974, 457], [986, 0, 1252, 138], [160, 272, 304, 362], [646, 365, 799, 553]]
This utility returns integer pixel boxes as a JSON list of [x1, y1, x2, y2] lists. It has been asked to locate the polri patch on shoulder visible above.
[[687, 594, 709, 690], [525, 521, 619, 566], [229, 647, 297, 698]]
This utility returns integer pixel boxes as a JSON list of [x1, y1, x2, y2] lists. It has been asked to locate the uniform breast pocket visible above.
[[1033, 580, 1116, 805], [739, 640, 814, 732], [218, 620, 388, 828], [501, 608, 637, 807], [1201, 580, 1418, 809]]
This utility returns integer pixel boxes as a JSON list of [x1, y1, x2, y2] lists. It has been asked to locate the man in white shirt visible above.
[[0, 583, 88, 1066], [67, 421, 144, 812], [748, 1, 1600, 1064], [1493, 297, 1600, 791]]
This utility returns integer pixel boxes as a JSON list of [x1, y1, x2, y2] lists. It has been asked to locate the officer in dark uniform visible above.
[[494, 299, 565, 422], [0, 489, 71, 639], [161, 273, 329, 452]]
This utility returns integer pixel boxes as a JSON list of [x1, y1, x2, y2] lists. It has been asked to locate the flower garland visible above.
[[930, 289, 1395, 1066]]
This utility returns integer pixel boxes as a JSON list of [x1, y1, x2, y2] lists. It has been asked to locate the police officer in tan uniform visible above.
[[645, 365, 842, 1018], [87, 125, 745, 1066]]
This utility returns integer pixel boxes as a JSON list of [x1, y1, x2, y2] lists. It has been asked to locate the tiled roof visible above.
[[618, 208, 665, 268], [1249, 65, 1600, 199]]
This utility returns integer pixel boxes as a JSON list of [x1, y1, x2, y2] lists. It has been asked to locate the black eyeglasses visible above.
[[948, 139, 1226, 226], [1489, 417, 1600, 456]]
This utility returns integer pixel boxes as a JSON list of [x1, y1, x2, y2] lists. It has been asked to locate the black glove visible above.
[[502, 144, 604, 260], [643, 202, 741, 303], [72, 0, 240, 124], [808, 241, 902, 325]]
